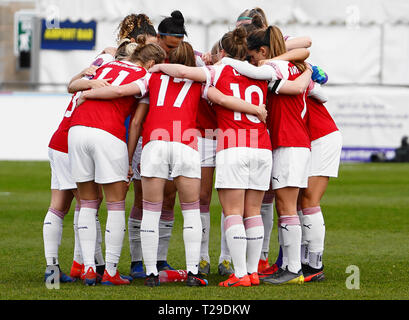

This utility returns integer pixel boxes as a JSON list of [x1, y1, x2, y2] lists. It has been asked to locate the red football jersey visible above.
[[69, 60, 147, 143], [196, 98, 217, 139], [306, 96, 338, 141], [48, 54, 114, 153], [206, 64, 271, 152], [136, 72, 204, 150], [266, 61, 311, 150]]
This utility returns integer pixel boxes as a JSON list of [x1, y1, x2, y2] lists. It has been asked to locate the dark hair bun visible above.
[[251, 15, 264, 29], [232, 26, 247, 45], [136, 34, 147, 46], [171, 10, 185, 26]]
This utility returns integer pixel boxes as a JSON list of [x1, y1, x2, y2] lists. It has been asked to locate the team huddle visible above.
[[43, 7, 342, 288]]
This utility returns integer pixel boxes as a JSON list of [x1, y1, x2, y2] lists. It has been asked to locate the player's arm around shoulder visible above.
[[68, 78, 112, 94], [81, 81, 142, 101], [271, 62, 312, 95], [149, 64, 208, 83]]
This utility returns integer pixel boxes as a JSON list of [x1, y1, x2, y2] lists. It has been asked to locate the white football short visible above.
[[131, 137, 143, 181], [197, 136, 217, 168], [215, 147, 272, 191], [132, 137, 174, 181], [48, 148, 77, 190], [271, 147, 311, 189], [310, 130, 342, 178], [68, 126, 129, 184], [140, 140, 201, 179]]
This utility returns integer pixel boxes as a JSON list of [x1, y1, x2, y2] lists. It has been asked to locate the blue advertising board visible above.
[[41, 19, 96, 50]]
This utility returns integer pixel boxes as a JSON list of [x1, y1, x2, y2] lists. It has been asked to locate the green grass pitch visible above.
[[0, 161, 408, 300]]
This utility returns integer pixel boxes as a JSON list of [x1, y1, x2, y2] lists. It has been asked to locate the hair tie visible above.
[[158, 32, 185, 38], [237, 16, 252, 21]]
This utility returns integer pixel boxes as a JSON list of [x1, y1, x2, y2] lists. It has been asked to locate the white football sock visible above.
[[224, 214, 247, 278], [78, 200, 99, 272], [298, 207, 309, 265], [181, 201, 202, 274], [158, 208, 174, 261], [302, 206, 325, 269], [75, 201, 104, 267], [278, 221, 287, 270], [279, 215, 302, 274], [43, 208, 66, 266], [244, 215, 264, 274], [73, 204, 83, 264], [128, 206, 143, 262], [200, 204, 211, 262], [141, 200, 162, 276], [95, 213, 105, 267], [260, 199, 274, 260], [105, 201, 126, 276], [219, 211, 231, 263]]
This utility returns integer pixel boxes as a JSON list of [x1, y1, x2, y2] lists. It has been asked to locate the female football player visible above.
[[68, 37, 166, 286], [115, 12, 178, 279], [43, 47, 118, 284], [149, 27, 274, 288], [76, 36, 268, 287], [196, 41, 233, 277], [131, 10, 191, 275], [297, 83, 342, 282], [221, 25, 313, 285]]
